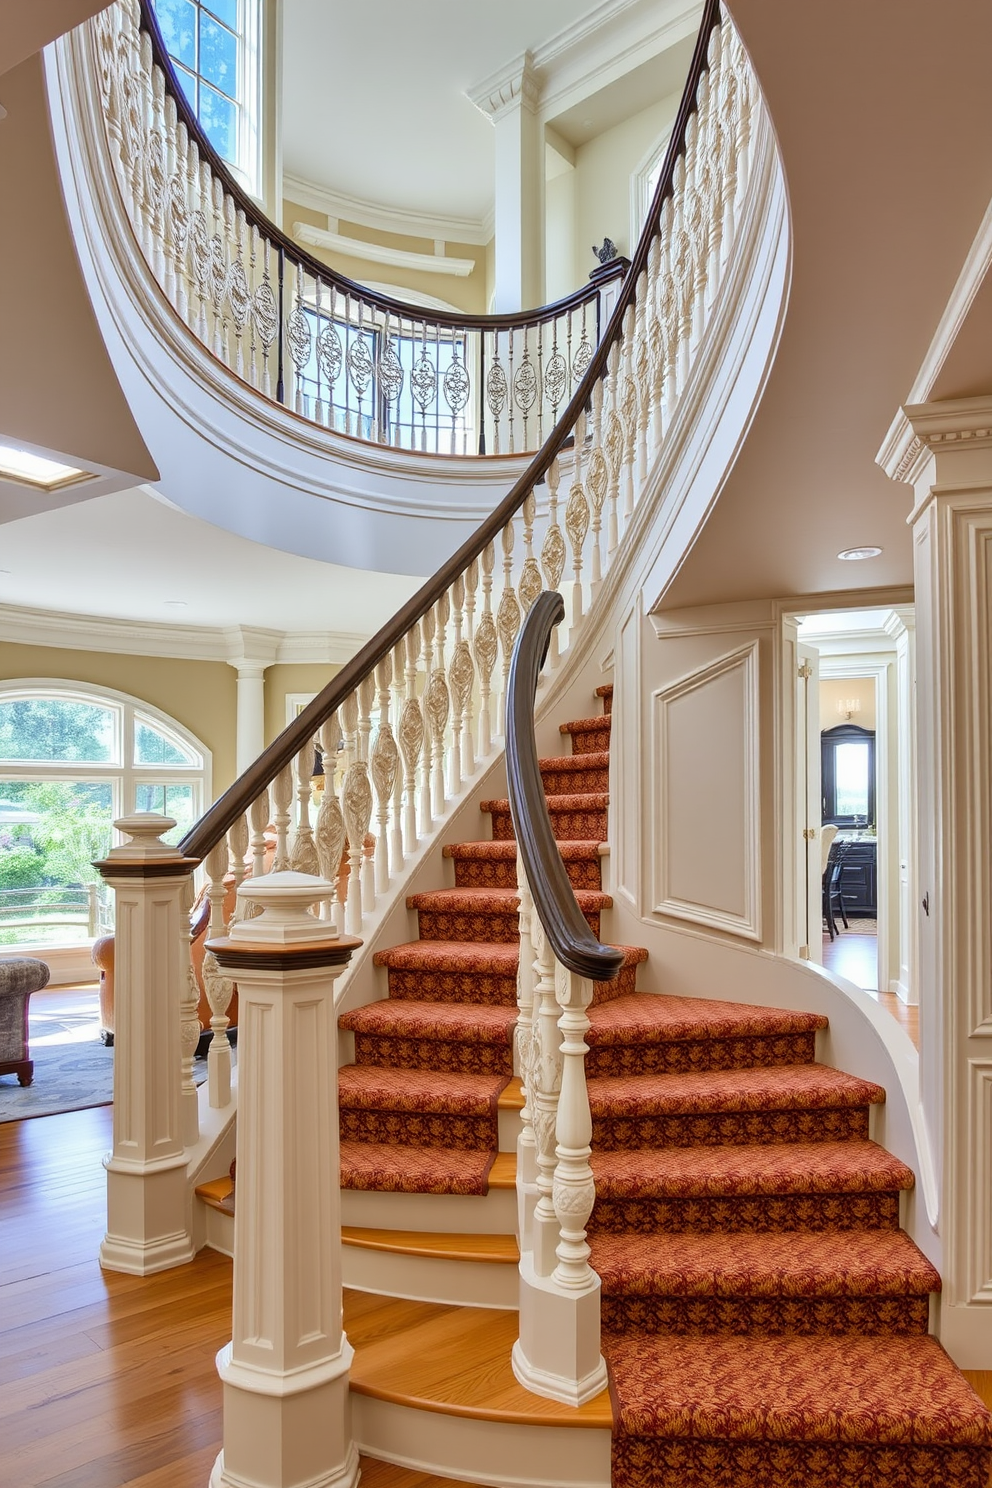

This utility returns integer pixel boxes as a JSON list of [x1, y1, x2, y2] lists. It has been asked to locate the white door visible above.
[[797, 643, 822, 962]]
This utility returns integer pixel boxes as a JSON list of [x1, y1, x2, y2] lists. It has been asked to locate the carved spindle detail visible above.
[[179, 874, 200, 1145], [565, 412, 591, 641], [290, 739, 320, 875], [202, 948, 234, 1109], [474, 542, 497, 759], [497, 520, 521, 735], [342, 759, 373, 932], [248, 788, 269, 894], [551, 961, 597, 1290], [541, 458, 567, 666], [530, 914, 563, 1277], [271, 762, 294, 872], [518, 492, 542, 614], [317, 715, 347, 931], [370, 657, 399, 895]]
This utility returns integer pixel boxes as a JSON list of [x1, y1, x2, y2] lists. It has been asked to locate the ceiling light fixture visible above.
[[0, 444, 90, 491], [837, 546, 882, 561], [164, 600, 188, 609]]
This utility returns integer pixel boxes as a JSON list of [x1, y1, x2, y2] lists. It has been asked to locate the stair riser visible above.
[[415, 907, 602, 942], [451, 857, 602, 891], [353, 1032, 514, 1077], [586, 1032, 818, 1077], [340, 1109, 498, 1150], [486, 807, 609, 841], [385, 969, 518, 1006], [611, 1437, 989, 1488], [341, 1185, 517, 1235], [587, 1191, 903, 1235], [561, 726, 612, 754], [343, 1243, 519, 1310], [600, 1293, 930, 1336], [591, 1106, 871, 1149]]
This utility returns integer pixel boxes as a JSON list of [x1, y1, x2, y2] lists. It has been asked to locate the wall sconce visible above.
[[837, 698, 862, 721]]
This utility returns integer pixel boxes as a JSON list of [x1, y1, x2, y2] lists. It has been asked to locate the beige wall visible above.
[[819, 676, 877, 732], [284, 200, 490, 317], [263, 662, 340, 745]]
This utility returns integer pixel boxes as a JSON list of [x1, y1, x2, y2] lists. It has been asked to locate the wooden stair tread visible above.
[[345, 1289, 612, 1428], [488, 1152, 517, 1188], [195, 1177, 233, 1214], [342, 1227, 519, 1264], [498, 1077, 524, 1110], [359, 1457, 482, 1488]]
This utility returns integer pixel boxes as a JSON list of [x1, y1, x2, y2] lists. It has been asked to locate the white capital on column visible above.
[[468, 53, 544, 312], [226, 626, 281, 774]]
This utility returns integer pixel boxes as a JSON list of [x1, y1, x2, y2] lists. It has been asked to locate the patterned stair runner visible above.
[[338, 680, 992, 1487]]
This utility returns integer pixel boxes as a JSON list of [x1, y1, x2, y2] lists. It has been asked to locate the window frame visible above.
[[821, 722, 875, 828]]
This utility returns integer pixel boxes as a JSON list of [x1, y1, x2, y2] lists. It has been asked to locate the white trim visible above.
[[629, 126, 673, 257], [292, 222, 476, 278], [283, 171, 494, 248]]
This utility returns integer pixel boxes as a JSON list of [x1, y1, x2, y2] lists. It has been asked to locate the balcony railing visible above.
[[92, 0, 626, 458]]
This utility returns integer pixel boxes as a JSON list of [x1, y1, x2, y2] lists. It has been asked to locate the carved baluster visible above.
[[168, 113, 190, 323], [565, 416, 591, 642], [660, 198, 679, 423], [425, 603, 450, 822], [340, 690, 359, 774], [604, 351, 624, 557], [633, 274, 651, 492], [473, 544, 498, 762], [193, 157, 211, 346], [620, 305, 638, 522], [137, 34, 156, 258], [464, 556, 479, 647], [693, 70, 715, 319], [358, 673, 375, 764], [496, 519, 521, 736], [399, 624, 424, 853], [507, 326, 516, 454], [271, 762, 294, 871], [705, 24, 727, 284], [370, 657, 399, 895], [228, 813, 250, 907], [179, 875, 200, 1145], [517, 491, 542, 615], [585, 396, 608, 593], [389, 643, 406, 871], [552, 960, 598, 1293], [515, 856, 539, 1249], [203, 839, 234, 1108], [448, 575, 475, 792], [342, 758, 373, 932], [249, 788, 270, 884], [672, 153, 692, 395], [418, 610, 436, 830], [287, 261, 312, 415], [531, 915, 563, 1277], [229, 208, 250, 379], [290, 738, 320, 874], [209, 178, 228, 362], [256, 236, 278, 398], [535, 321, 545, 447], [683, 111, 703, 350], [647, 234, 665, 454], [736, 31, 755, 212], [541, 458, 567, 667], [316, 715, 347, 933], [148, 64, 167, 284]]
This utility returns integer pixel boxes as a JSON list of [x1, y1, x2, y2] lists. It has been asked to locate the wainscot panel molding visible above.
[[650, 640, 761, 940]]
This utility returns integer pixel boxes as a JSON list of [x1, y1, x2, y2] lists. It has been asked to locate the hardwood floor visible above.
[[822, 925, 920, 1050]]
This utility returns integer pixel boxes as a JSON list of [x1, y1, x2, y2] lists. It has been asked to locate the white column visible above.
[[95, 814, 199, 1275], [227, 626, 281, 774], [207, 871, 361, 1488], [889, 396, 992, 1368], [885, 606, 917, 1004], [468, 54, 544, 312]]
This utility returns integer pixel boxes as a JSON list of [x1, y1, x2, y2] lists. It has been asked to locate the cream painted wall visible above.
[[0, 641, 239, 794], [283, 200, 490, 316], [263, 662, 340, 745], [820, 675, 877, 731]]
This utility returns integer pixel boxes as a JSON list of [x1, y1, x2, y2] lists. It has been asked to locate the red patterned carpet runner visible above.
[[338, 682, 992, 1486]]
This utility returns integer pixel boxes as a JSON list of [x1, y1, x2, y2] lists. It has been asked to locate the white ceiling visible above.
[[0, 488, 420, 635]]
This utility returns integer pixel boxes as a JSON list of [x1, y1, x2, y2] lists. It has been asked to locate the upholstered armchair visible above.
[[0, 956, 51, 1086]]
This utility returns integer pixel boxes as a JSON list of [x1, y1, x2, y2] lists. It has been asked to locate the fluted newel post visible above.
[[207, 871, 362, 1488], [514, 857, 539, 1250], [94, 814, 199, 1275], [512, 950, 607, 1407]]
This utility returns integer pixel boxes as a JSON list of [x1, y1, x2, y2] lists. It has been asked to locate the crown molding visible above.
[[0, 602, 367, 666], [292, 222, 475, 278], [283, 171, 494, 248], [467, 51, 542, 121]]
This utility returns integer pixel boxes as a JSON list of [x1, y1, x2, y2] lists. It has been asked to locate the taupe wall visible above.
[[263, 662, 340, 745]]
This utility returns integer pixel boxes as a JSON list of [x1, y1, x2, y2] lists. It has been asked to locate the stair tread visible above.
[[587, 992, 827, 1044], [406, 886, 611, 911], [590, 1228, 940, 1295], [481, 792, 608, 812], [587, 1063, 885, 1116], [341, 999, 516, 1041], [560, 715, 613, 732], [443, 838, 604, 861], [342, 1227, 520, 1264], [339, 1065, 509, 1114], [538, 751, 611, 770], [603, 1333, 992, 1444], [345, 1290, 611, 1427], [341, 1141, 498, 1196], [591, 1139, 915, 1197], [373, 939, 646, 974]]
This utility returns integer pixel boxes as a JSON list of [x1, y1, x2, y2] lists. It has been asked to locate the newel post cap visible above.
[[93, 814, 199, 878], [234, 870, 339, 944]]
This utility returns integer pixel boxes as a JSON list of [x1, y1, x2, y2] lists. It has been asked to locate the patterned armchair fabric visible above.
[[0, 956, 51, 1086]]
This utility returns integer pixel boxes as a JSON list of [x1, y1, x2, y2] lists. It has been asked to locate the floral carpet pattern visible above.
[[337, 679, 992, 1483]]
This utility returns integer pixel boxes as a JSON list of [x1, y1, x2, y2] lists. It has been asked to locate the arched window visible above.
[[0, 683, 210, 948]]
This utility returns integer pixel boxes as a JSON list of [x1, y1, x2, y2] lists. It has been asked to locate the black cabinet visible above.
[[831, 839, 876, 917]]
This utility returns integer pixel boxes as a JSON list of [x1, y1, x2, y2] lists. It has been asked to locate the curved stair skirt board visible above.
[[343, 1243, 518, 1310], [351, 1397, 611, 1488], [342, 1185, 518, 1235]]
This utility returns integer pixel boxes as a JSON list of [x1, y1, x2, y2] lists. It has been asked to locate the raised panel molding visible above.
[[965, 1061, 992, 1305], [650, 642, 760, 940]]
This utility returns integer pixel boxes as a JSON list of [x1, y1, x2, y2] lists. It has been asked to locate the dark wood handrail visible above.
[[505, 591, 624, 983], [177, 0, 722, 864], [136, 0, 623, 333]]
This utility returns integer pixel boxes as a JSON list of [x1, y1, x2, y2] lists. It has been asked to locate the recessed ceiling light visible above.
[[0, 444, 90, 491], [164, 599, 188, 609], [837, 546, 882, 561]]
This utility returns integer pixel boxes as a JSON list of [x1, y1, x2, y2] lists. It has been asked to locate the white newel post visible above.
[[95, 814, 199, 1275], [206, 871, 362, 1488]]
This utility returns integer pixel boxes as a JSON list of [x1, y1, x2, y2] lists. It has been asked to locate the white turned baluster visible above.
[[565, 420, 591, 644], [227, 814, 250, 919], [448, 575, 475, 791], [162, 93, 179, 306], [705, 27, 726, 290], [149, 65, 167, 283], [673, 154, 692, 393], [515, 857, 539, 1251], [530, 915, 563, 1277], [620, 306, 637, 523], [552, 962, 598, 1291], [633, 276, 651, 492], [474, 542, 497, 759], [137, 34, 155, 257], [340, 689, 359, 773], [418, 609, 437, 830], [290, 738, 320, 874], [370, 657, 399, 896], [210, 177, 227, 361], [249, 788, 269, 886], [497, 519, 522, 736], [585, 401, 608, 595], [647, 234, 665, 454], [604, 348, 623, 556], [259, 238, 277, 398], [203, 839, 234, 1108], [342, 757, 372, 934], [179, 874, 200, 1146], [399, 625, 425, 853], [170, 116, 191, 324], [270, 763, 294, 871], [425, 601, 450, 823], [683, 111, 703, 350], [358, 673, 375, 764], [464, 556, 479, 648], [316, 716, 348, 935], [517, 491, 542, 615], [542, 459, 567, 665], [229, 208, 249, 378], [194, 158, 211, 346], [389, 643, 406, 871]]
